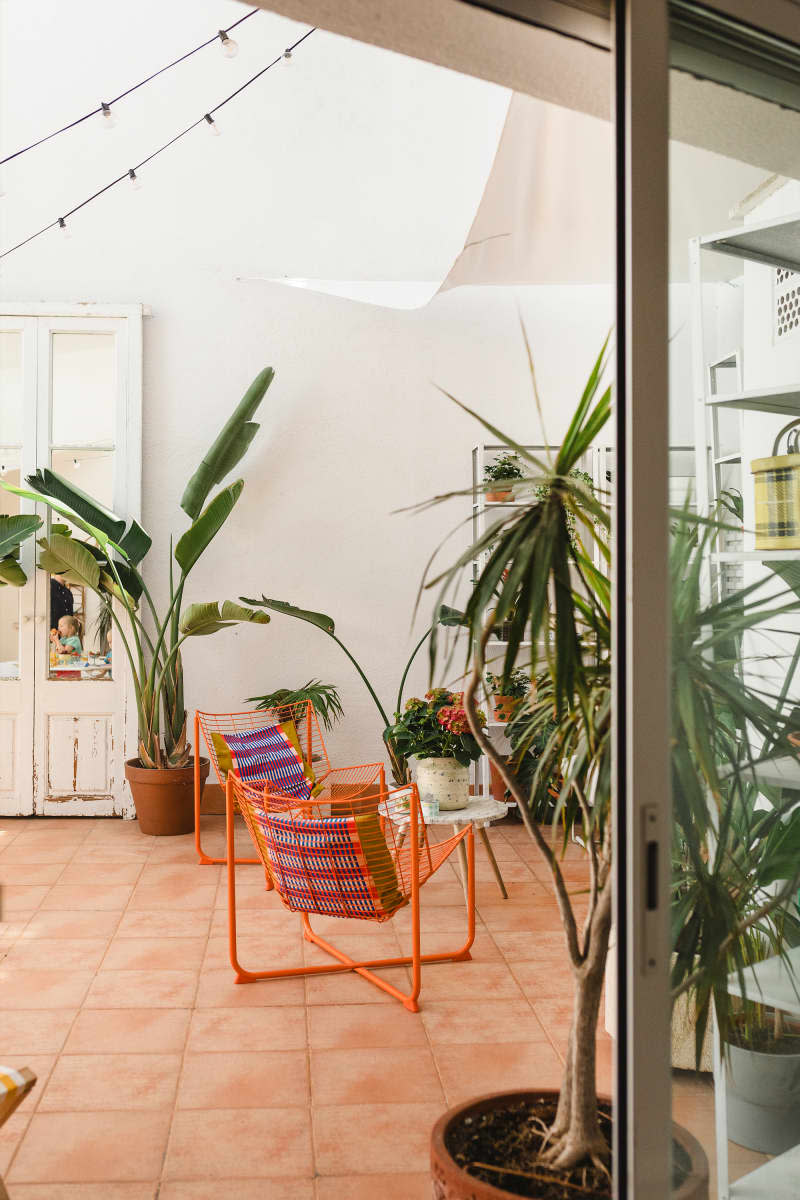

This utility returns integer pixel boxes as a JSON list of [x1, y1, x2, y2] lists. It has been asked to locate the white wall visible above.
[[0, 0, 617, 767]]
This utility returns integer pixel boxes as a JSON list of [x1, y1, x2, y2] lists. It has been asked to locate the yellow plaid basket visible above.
[[752, 419, 800, 550]]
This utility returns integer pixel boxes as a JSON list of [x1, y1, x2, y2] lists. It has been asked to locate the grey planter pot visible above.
[[726, 1041, 800, 1155]]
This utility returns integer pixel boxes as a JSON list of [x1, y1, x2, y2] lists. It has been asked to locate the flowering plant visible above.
[[386, 689, 486, 767]]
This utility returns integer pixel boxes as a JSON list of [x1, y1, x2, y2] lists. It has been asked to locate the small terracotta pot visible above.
[[493, 696, 521, 722], [488, 758, 508, 805], [125, 757, 209, 836], [431, 1090, 709, 1200], [486, 489, 513, 503]]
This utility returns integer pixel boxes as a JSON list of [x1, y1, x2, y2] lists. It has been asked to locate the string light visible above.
[[218, 30, 238, 58], [72, 457, 80, 470], [0, 8, 260, 167], [58, 217, 70, 238], [283, 48, 292, 63], [0, 27, 317, 263], [203, 113, 221, 136], [128, 168, 141, 190], [100, 102, 116, 129]]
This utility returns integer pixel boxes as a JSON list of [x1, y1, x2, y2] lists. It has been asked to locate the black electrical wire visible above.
[[0, 8, 260, 167], [0, 27, 317, 261]]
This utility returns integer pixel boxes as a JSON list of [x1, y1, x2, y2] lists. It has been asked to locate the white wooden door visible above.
[[0, 306, 142, 817], [0, 317, 37, 814]]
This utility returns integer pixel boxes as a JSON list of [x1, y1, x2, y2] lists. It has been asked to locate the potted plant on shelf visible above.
[[485, 667, 530, 722], [0, 368, 275, 835], [424, 334, 709, 1198], [484, 451, 524, 503], [386, 689, 486, 813]]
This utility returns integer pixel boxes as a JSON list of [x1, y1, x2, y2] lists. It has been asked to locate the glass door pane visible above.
[[668, 10, 800, 1197]]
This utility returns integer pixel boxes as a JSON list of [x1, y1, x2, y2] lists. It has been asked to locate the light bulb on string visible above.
[[0, 465, 6, 478], [218, 30, 238, 58], [203, 113, 221, 136], [72, 457, 80, 470], [283, 48, 292, 63], [58, 217, 71, 239], [128, 168, 141, 190], [100, 102, 116, 129]]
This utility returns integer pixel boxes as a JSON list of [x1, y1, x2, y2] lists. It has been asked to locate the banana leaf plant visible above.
[[0, 368, 275, 769], [238, 594, 467, 784], [0, 514, 43, 586]]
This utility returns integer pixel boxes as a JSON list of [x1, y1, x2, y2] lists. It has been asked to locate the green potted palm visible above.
[[0, 369, 275, 834], [669, 513, 800, 1155], [246, 681, 344, 730], [423, 336, 710, 1198]]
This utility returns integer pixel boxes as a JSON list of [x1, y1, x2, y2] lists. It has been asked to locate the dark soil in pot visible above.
[[125, 756, 209, 836], [432, 1091, 709, 1200]]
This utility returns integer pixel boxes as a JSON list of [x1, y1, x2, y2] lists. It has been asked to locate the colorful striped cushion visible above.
[[220, 723, 316, 801], [255, 808, 405, 919]]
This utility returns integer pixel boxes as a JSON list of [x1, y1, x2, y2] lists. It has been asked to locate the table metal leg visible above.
[[454, 825, 469, 900], [478, 825, 509, 900]]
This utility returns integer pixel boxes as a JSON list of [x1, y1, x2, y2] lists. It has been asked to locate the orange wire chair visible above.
[[226, 770, 475, 1011], [193, 701, 386, 867]]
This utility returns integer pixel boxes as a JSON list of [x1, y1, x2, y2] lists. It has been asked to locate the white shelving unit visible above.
[[690, 210, 800, 1199], [470, 443, 550, 799]]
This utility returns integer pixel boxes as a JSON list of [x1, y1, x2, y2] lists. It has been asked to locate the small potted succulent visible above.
[[484, 451, 524, 503], [485, 667, 530, 722], [386, 689, 486, 811]]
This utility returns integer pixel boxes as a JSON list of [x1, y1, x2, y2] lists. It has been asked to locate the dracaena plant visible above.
[[0, 369, 275, 769], [420, 331, 613, 1175], [669, 510, 800, 1060]]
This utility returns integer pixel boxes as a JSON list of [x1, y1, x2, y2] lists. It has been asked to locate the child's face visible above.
[[58, 618, 74, 638]]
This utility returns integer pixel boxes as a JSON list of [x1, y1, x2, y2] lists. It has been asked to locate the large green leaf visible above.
[[174, 481, 244, 575], [239, 594, 335, 635], [0, 514, 42, 557], [179, 600, 270, 637], [117, 519, 152, 566], [0, 481, 122, 553], [181, 368, 274, 520], [436, 604, 467, 627], [26, 469, 126, 541], [0, 556, 27, 586], [41, 533, 101, 591]]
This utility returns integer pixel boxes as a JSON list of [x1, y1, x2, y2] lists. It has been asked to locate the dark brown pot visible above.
[[125, 757, 209, 836], [431, 1091, 709, 1200]]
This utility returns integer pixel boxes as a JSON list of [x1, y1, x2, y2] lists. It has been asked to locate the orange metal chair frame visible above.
[[193, 702, 384, 867], [225, 772, 476, 1011]]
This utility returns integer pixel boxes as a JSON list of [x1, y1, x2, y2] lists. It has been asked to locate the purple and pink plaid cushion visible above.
[[254, 808, 403, 919], [220, 724, 313, 801]]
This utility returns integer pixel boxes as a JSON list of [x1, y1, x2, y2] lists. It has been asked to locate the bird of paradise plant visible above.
[[0, 368, 275, 769]]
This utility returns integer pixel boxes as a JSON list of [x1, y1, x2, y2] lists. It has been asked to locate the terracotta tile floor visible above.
[[0, 814, 735, 1195]]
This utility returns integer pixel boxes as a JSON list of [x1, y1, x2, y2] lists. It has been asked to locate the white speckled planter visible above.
[[415, 757, 470, 811]]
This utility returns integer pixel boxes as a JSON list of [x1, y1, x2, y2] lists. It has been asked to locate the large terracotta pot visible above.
[[125, 757, 209, 836], [431, 1090, 709, 1200]]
